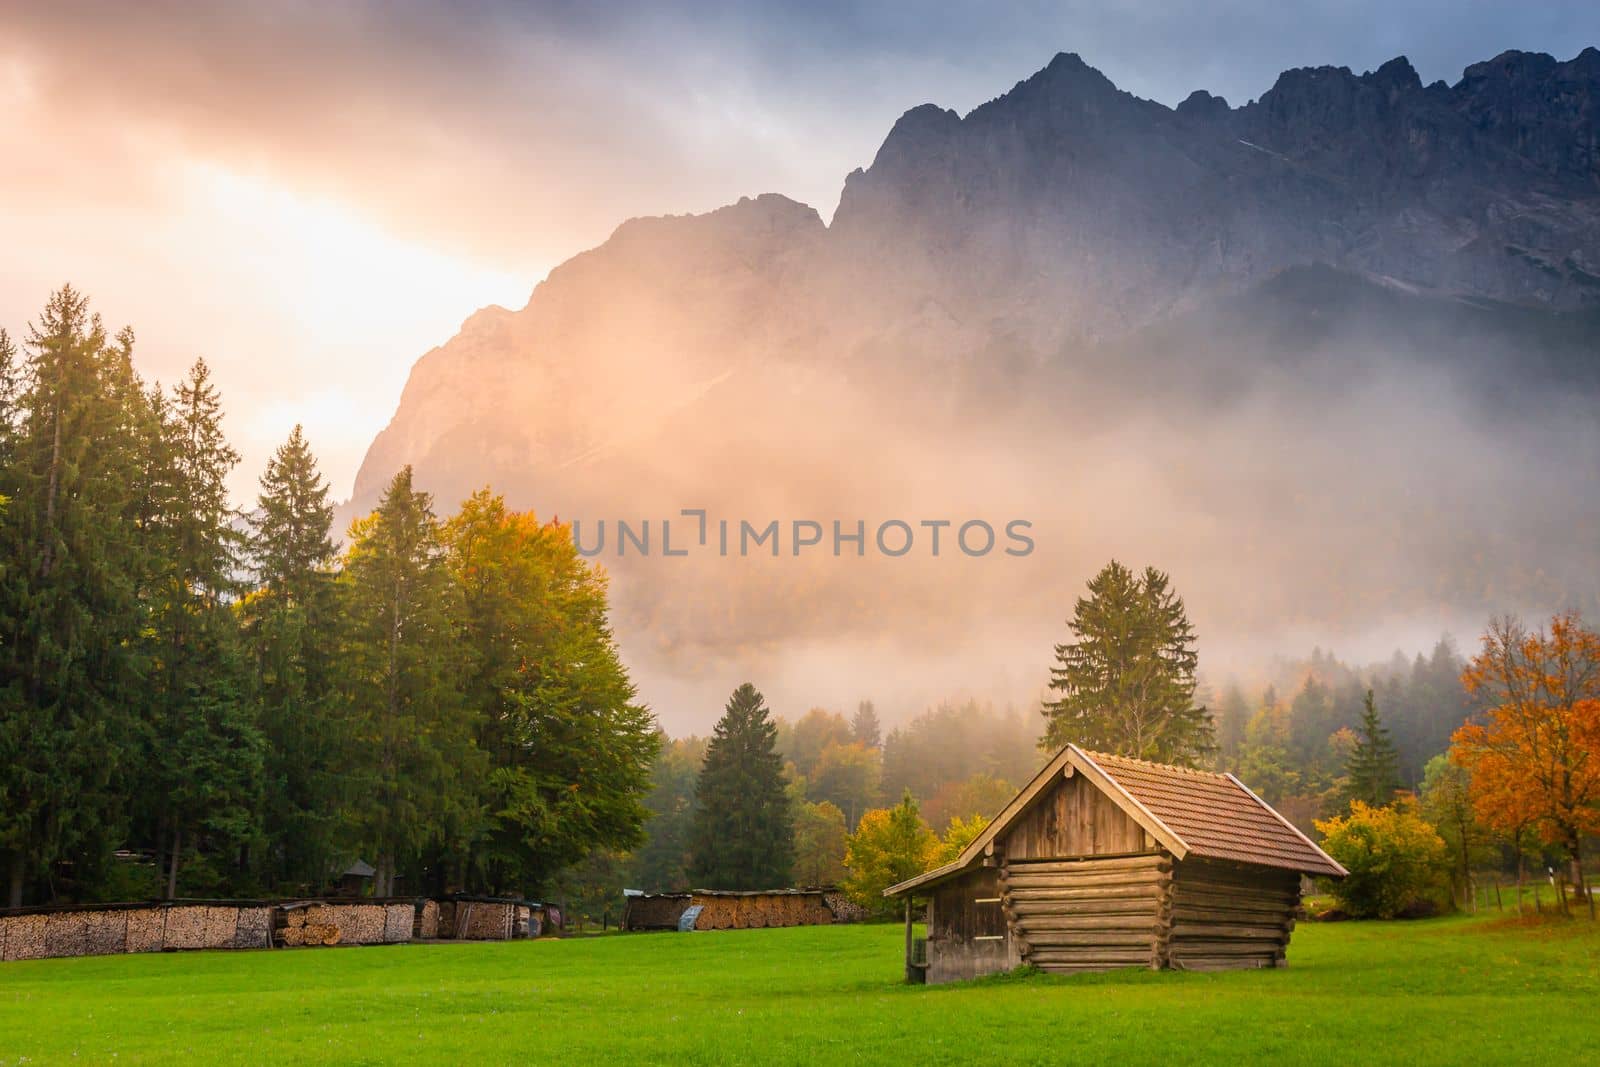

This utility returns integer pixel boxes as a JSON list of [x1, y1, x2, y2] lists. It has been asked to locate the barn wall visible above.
[[926, 868, 1020, 984], [1000, 771, 1153, 860], [999, 852, 1172, 974], [1168, 858, 1300, 970]]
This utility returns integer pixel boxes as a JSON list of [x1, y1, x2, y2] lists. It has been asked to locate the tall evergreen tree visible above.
[[851, 700, 882, 749], [444, 490, 656, 894], [1344, 689, 1401, 809], [689, 683, 795, 889], [1215, 682, 1250, 764], [1041, 561, 1214, 766], [141, 359, 263, 897], [241, 425, 345, 890], [0, 288, 151, 906], [339, 467, 473, 895]]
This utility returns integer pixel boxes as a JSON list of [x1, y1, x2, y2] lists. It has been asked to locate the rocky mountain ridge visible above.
[[348, 48, 1600, 726]]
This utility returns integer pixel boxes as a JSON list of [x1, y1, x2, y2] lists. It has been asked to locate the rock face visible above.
[[822, 49, 1600, 357], [350, 49, 1600, 726]]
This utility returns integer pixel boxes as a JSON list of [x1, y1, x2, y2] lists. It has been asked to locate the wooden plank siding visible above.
[[1002, 769, 1156, 859], [926, 868, 1019, 983]]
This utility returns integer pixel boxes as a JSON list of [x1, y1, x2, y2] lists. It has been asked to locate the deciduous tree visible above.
[[1452, 613, 1600, 905]]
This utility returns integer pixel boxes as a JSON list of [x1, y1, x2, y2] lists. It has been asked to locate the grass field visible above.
[[2, 913, 1598, 1065]]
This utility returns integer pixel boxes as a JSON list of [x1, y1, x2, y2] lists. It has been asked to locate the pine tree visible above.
[[241, 425, 345, 890], [1344, 689, 1400, 809], [851, 700, 882, 749], [689, 683, 795, 889], [339, 467, 473, 896], [0, 288, 151, 906], [1041, 561, 1215, 766], [141, 360, 263, 897]]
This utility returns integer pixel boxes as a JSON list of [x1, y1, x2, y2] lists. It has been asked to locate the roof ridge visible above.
[[1084, 749, 1231, 780]]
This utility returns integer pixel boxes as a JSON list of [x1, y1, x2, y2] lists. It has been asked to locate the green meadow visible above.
[[2, 914, 1596, 1065]]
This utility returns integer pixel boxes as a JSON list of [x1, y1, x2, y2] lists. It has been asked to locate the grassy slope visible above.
[[1, 915, 1597, 1065]]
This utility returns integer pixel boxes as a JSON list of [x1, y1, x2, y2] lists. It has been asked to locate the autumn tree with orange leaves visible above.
[[1451, 614, 1600, 906]]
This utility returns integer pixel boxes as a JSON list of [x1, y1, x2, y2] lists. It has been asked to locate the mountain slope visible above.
[[350, 49, 1600, 729]]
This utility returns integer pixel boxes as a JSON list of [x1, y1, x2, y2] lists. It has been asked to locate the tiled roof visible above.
[[1085, 751, 1346, 878]]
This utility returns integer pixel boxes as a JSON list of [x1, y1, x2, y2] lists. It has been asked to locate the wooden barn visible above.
[[884, 744, 1346, 983]]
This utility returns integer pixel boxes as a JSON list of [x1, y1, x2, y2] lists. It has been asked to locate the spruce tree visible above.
[[242, 425, 345, 890], [689, 683, 795, 889], [339, 467, 473, 895], [1344, 689, 1401, 809], [1041, 561, 1215, 766], [141, 359, 263, 897], [851, 700, 882, 749], [0, 288, 150, 906]]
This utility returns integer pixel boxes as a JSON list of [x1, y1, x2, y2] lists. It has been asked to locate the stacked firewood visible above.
[[0, 915, 46, 961], [687, 892, 837, 930], [278, 905, 341, 946]]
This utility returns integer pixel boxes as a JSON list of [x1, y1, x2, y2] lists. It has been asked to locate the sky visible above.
[[1, 0, 1597, 503]]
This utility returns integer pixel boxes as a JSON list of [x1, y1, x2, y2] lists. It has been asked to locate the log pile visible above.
[[458, 901, 515, 940], [823, 892, 867, 923], [161, 906, 212, 950], [44, 912, 90, 957], [417, 899, 440, 939], [234, 907, 273, 950], [686, 891, 838, 930], [1, 899, 417, 960], [84, 910, 131, 955], [125, 908, 165, 952], [384, 903, 414, 943], [2, 914, 47, 961], [279, 905, 343, 947], [1001, 853, 1173, 974]]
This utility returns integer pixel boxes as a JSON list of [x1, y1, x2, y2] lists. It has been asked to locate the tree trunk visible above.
[[166, 825, 182, 900], [1568, 833, 1588, 915], [7, 852, 24, 909]]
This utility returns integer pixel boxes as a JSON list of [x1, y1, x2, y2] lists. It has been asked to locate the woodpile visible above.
[[1002, 854, 1173, 974], [624, 890, 843, 932], [686, 891, 837, 930], [2, 915, 46, 961], [417, 899, 440, 939], [823, 892, 866, 923], [384, 903, 414, 943], [1, 899, 414, 960], [125, 908, 165, 953], [234, 907, 273, 949], [161, 906, 211, 950], [44, 912, 90, 957], [279, 904, 342, 947], [458, 901, 515, 940]]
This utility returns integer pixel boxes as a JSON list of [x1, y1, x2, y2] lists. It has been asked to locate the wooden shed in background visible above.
[[884, 744, 1346, 983]]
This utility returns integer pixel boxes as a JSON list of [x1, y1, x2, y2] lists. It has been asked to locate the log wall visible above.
[[1167, 858, 1300, 971], [1000, 852, 1172, 975]]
